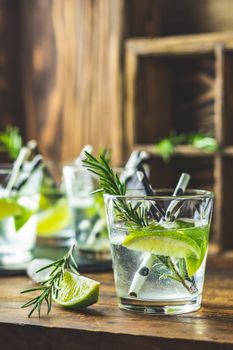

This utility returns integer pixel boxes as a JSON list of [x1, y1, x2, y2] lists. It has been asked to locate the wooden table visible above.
[[0, 256, 233, 350]]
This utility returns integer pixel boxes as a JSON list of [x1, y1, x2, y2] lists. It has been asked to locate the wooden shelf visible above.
[[134, 144, 216, 157], [124, 31, 233, 251], [126, 31, 233, 57], [134, 144, 233, 158]]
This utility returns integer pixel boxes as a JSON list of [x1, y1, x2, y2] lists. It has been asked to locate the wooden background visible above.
[[1, 0, 233, 164], [0, 0, 160, 164]]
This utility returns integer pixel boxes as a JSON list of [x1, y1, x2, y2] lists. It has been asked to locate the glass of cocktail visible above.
[[36, 161, 75, 259], [104, 189, 213, 315], [0, 163, 42, 270], [63, 164, 111, 268]]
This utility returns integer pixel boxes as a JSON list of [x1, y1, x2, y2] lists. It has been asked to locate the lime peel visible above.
[[53, 271, 100, 309]]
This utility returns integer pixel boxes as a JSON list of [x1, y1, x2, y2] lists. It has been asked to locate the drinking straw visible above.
[[136, 163, 165, 219], [120, 150, 149, 184], [85, 218, 105, 247], [26, 139, 38, 154], [165, 173, 190, 221], [13, 154, 43, 191], [128, 172, 190, 298], [6, 146, 31, 193], [25, 140, 59, 188], [74, 145, 93, 165]]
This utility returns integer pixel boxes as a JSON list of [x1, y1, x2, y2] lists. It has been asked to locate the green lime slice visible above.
[[123, 228, 201, 260], [37, 198, 71, 236], [39, 194, 52, 210], [53, 271, 100, 309], [14, 208, 34, 231], [0, 198, 24, 221], [184, 226, 209, 276], [0, 198, 34, 231]]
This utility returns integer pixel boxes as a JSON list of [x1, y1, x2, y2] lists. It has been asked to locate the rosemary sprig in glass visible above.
[[21, 245, 78, 317], [82, 151, 149, 227]]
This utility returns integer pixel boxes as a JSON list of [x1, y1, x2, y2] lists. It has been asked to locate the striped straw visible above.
[[128, 172, 190, 298]]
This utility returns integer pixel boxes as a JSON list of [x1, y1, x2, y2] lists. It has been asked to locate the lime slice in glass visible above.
[[0, 198, 34, 231], [184, 226, 209, 276], [0, 198, 24, 221], [123, 229, 201, 260], [37, 198, 71, 236], [39, 194, 52, 210], [14, 208, 34, 231], [53, 271, 100, 309]]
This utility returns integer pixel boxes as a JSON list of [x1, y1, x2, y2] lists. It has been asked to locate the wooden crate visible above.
[[125, 32, 233, 251]]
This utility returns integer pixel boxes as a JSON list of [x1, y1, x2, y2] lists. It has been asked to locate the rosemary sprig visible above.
[[82, 151, 148, 226], [158, 256, 195, 293], [21, 245, 78, 317]]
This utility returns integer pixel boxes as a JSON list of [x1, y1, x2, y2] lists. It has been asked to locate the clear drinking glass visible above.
[[105, 189, 214, 315], [63, 165, 111, 266], [36, 161, 75, 259], [0, 164, 42, 269]]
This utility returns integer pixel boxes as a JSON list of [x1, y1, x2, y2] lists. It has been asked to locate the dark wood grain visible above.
[[19, 0, 160, 165], [0, 255, 233, 349], [0, 1, 24, 134], [159, 0, 233, 36]]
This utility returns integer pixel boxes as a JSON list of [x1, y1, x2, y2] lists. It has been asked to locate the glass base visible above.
[[0, 251, 33, 273], [118, 296, 201, 315]]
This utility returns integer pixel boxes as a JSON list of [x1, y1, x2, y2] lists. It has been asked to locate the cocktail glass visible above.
[[36, 161, 75, 259], [104, 189, 213, 315], [0, 164, 42, 269], [63, 165, 111, 266]]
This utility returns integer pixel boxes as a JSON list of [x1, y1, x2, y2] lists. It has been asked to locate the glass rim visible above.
[[104, 189, 214, 200]]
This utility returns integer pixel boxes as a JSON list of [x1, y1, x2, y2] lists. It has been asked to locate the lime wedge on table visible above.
[[0, 198, 24, 221], [37, 198, 71, 236], [53, 271, 100, 309]]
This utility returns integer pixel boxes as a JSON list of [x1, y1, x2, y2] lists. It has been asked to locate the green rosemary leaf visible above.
[[82, 151, 147, 227]]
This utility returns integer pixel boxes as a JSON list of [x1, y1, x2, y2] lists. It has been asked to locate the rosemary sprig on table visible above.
[[21, 245, 78, 317], [82, 151, 148, 226]]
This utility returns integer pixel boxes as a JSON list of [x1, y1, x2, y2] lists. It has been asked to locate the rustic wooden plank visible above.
[[126, 32, 233, 56], [222, 51, 233, 145], [213, 45, 224, 247], [0, 256, 233, 349], [219, 157, 233, 250], [0, 0, 24, 134], [159, 0, 233, 36], [134, 144, 216, 157], [19, 0, 161, 165], [124, 49, 138, 156], [20, 0, 124, 162]]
